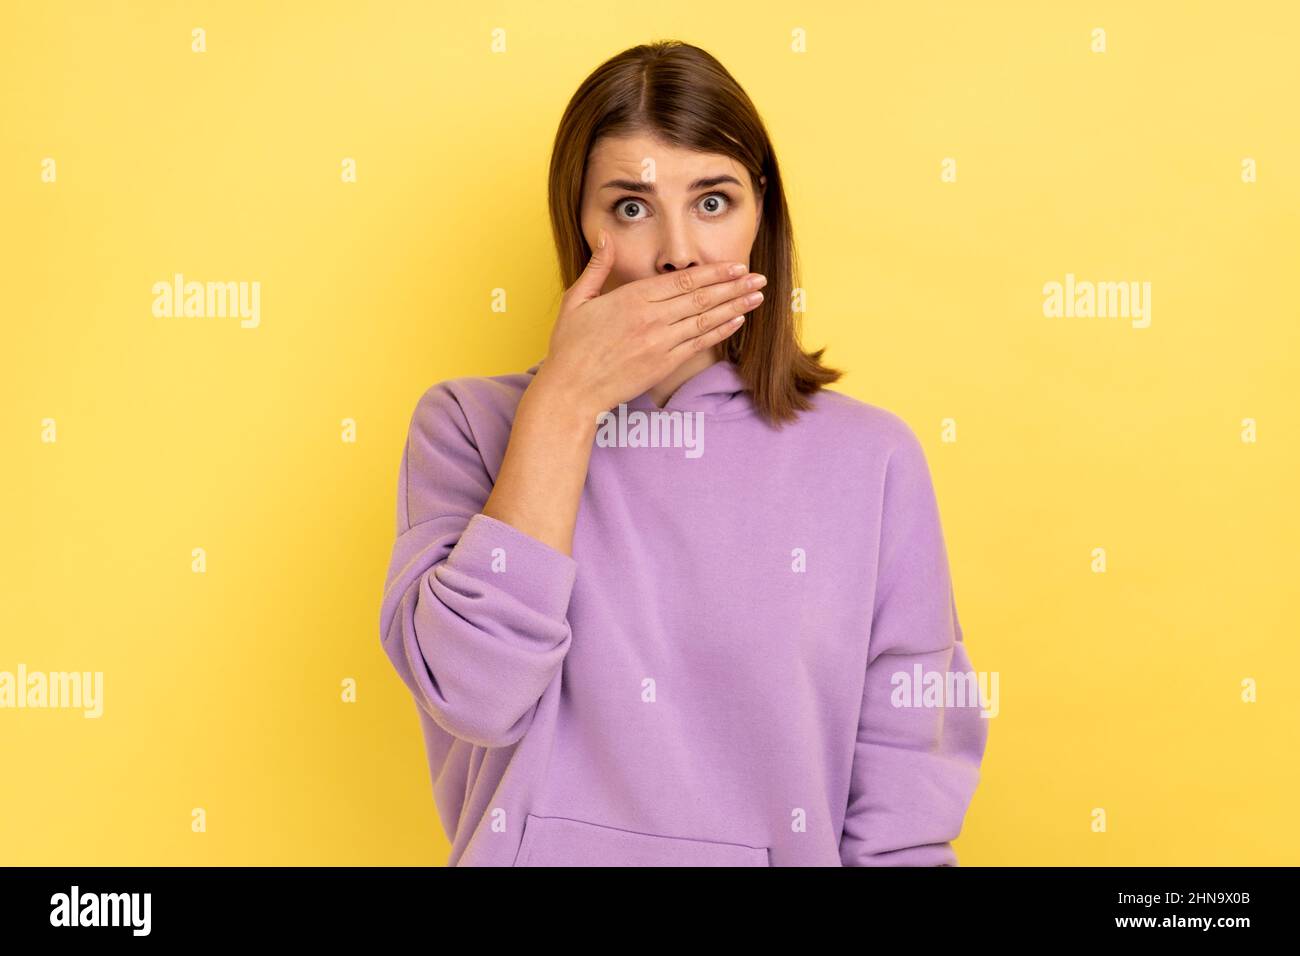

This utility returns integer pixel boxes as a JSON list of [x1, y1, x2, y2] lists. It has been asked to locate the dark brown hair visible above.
[[547, 39, 842, 426]]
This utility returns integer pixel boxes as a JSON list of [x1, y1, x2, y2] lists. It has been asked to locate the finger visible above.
[[637, 260, 752, 304], [662, 274, 764, 329], [567, 228, 618, 304], [667, 310, 747, 362], [667, 289, 760, 351]]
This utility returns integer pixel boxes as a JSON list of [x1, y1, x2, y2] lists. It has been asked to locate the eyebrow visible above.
[[599, 174, 744, 194]]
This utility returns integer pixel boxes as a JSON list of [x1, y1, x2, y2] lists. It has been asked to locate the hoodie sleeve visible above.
[[839, 425, 988, 866], [378, 381, 579, 749]]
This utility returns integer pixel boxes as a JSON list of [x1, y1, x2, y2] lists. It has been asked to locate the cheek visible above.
[[712, 220, 757, 263]]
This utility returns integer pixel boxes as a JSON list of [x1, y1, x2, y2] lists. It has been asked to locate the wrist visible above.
[[521, 371, 601, 436], [527, 366, 601, 420]]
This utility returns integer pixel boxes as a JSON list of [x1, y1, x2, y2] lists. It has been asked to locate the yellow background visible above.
[[2, 1, 1297, 865]]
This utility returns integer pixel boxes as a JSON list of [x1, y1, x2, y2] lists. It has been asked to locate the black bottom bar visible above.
[[1, 866, 1293, 941]]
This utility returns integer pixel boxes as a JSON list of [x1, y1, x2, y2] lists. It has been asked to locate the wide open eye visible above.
[[611, 197, 648, 221], [610, 191, 735, 222], [698, 192, 733, 216]]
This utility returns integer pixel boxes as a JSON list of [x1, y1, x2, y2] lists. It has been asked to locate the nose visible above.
[[655, 214, 701, 274], [659, 259, 698, 274]]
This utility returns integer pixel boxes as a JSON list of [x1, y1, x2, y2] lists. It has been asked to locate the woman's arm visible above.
[[840, 426, 989, 866], [480, 370, 600, 557], [379, 238, 759, 749], [378, 382, 581, 749]]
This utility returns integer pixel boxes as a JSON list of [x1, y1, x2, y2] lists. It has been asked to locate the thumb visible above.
[[570, 228, 617, 302]]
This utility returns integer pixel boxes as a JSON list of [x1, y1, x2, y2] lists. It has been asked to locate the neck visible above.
[[646, 346, 722, 409]]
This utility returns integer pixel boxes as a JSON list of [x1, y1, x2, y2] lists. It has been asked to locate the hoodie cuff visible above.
[[441, 512, 579, 622]]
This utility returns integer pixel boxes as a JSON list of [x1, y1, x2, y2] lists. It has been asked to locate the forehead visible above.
[[585, 133, 743, 184]]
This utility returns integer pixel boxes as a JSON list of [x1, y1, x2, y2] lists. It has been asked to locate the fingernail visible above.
[[729, 263, 747, 276]]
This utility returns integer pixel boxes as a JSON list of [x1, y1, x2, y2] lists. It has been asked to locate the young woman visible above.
[[379, 40, 989, 866]]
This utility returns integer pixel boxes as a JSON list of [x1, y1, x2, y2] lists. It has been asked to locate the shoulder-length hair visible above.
[[547, 39, 842, 426]]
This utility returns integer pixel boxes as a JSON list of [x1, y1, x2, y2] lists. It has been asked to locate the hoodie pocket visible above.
[[512, 813, 769, 867]]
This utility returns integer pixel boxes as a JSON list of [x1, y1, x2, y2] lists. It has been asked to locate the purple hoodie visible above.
[[379, 358, 989, 866]]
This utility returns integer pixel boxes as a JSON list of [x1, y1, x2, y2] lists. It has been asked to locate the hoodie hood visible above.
[[524, 358, 754, 419]]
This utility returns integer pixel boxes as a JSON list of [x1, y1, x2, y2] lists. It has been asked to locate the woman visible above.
[[379, 40, 989, 866]]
